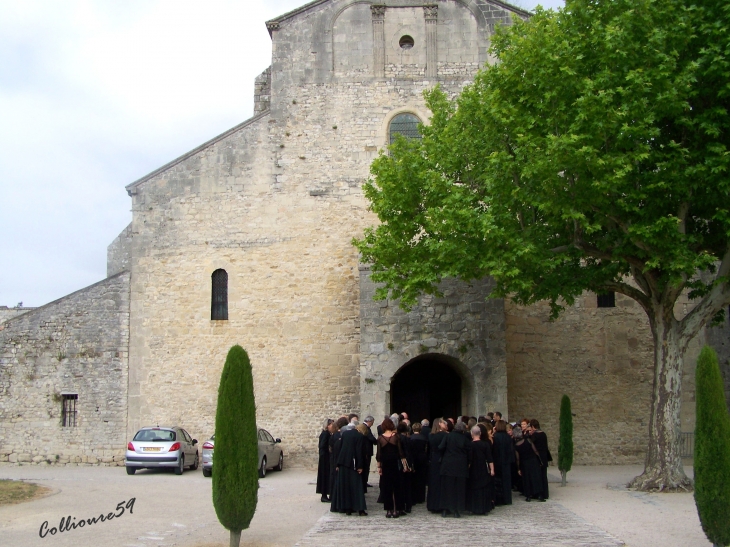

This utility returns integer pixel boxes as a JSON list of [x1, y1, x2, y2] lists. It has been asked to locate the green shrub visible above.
[[212, 346, 258, 547], [558, 394, 573, 487], [694, 346, 730, 547]]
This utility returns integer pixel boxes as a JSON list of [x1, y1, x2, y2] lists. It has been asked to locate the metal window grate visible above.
[[597, 292, 616, 308], [389, 113, 422, 144], [62, 394, 78, 427], [679, 432, 694, 458], [211, 269, 228, 320]]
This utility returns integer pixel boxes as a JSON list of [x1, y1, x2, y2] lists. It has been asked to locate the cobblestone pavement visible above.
[[295, 485, 624, 547]]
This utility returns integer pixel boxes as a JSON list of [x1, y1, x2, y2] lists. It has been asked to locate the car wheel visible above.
[[274, 452, 283, 472], [175, 455, 184, 475], [126, 466, 136, 475], [258, 456, 267, 478], [191, 452, 199, 471], [202, 467, 212, 477]]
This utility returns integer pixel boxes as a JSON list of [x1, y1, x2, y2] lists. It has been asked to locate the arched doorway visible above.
[[390, 355, 462, 423]]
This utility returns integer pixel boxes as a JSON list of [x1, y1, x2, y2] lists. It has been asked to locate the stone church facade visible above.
[[1, 0, 729, 468]]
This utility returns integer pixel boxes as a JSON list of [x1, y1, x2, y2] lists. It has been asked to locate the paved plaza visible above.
[[0, 463, 711, 547]]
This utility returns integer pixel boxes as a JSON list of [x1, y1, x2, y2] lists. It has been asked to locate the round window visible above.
[[399, 35, 415, 50]]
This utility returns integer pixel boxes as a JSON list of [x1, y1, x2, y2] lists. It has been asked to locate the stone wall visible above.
[[0, 273, 129, 465], [0, 307, 34, 324], [254, 66, 272, 115], [359, 268, 507, 422], [107, 222, 133, 277]]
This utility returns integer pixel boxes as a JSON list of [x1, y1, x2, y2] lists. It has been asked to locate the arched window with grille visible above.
[[211, 269, 228, 320], [389, 113, 422, 144]]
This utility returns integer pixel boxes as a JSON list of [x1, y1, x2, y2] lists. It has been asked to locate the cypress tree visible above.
[[212, 345, 258, 547], [694, 346, 730, 547], [558, 394, 574, 487]]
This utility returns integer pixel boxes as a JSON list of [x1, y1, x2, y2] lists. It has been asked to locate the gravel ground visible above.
[[0, 463, 710, 547]]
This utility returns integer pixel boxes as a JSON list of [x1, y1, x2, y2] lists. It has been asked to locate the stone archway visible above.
[[390, 355, 463, 423]]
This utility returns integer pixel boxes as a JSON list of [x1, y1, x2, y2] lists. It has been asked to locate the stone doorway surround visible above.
[[358, 264, 508, 424]]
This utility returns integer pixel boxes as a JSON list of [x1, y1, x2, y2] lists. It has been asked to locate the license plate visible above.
[[143, 447, 161, 452]]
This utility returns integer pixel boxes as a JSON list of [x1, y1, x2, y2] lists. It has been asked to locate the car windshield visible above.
[[133, 429, 176, 442]]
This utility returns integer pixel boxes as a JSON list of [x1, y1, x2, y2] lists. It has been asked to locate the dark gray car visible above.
[[201, 428, 283, 478], [125, 426, 198, 475]]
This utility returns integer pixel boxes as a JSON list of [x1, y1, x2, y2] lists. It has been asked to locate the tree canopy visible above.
[[354, 0, 730, 491]]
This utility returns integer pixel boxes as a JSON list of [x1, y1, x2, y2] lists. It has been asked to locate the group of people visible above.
[[316, 411, 552, 518]]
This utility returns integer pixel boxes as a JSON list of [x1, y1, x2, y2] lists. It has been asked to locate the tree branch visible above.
[[602, 280, 652, 314], [679, 250, 730, 346]]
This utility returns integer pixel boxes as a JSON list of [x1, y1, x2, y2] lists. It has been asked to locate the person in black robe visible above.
[[331, 426, 367, 515], [514, 427, 545, 502], [529, 419, 551, 500], [427, 418, 448, 512], [438, 421, 470, 518], [409, 422, 429, 505], [376, 417, 405, 518], [396, 422, 414, 513], [492, 420, 515, 505], [360, 417, 377, 492], [316, 418, 333, 502], [420, 420, 431, 438], [328, 417, 348, 504], [467, 425, 495, 515]]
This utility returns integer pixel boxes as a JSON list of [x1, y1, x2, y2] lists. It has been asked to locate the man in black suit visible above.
[[420, 419, 431, 438], [363, 416, 378, 489]]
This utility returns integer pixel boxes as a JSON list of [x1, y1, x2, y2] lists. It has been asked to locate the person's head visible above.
[[364, 416, 374, 426], [467, 417, 477, 429], [471, 425, 482, 440], [506, 423, 514, 434], [512, 427, 524, 440], [495, 411, 503, 421], [412, 422, 422, 434], [445, 420, 454, 432], [348, 413, 359, 422], [495, 420, 507, 433], [431, 418, 443, 434], [336, 417, 349, 430], [521, 419, 529, 431], [530, 419, 540, 430], [447, 417, 455, 425], [487, 412, 494, 420], [455, 421, 467, 433], [478, 423, 490, 440], [323, 418, 333, 431], [421, 419, 429, 427], [397, 422, 409, 434], [381, 417, 396, 432], [400, 412, 409, 421], [390, 413, 400, 426], [356, 424, 370, 436]]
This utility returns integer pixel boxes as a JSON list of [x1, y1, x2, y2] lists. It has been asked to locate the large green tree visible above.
[[213, 345, 258, 547], [354, 0, 730, 491]]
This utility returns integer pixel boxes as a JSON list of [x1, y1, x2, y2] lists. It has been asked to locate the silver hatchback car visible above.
[[125, 426, 199, 475], [201, 428, 283, 478]]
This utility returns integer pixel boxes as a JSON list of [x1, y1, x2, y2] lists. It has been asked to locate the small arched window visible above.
[[211, 269, 228, 320], [389, 113, 422, 144]]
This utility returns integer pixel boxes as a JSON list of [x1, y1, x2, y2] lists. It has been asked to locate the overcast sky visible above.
[[0, 0, 564, 308]]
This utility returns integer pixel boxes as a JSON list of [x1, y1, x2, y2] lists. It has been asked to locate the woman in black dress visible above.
[[467, 425, 495, 515], [317, 418, 333, 502], [409, 422, 429, 505], [396, 421, 414, 513], [427, 418, 448, 513], [529, 419, 551, 500], [376, 417, 405, 518], [438, 421, 470, 518], [514, 427, 545, 502], [492, 420, 515, 505]]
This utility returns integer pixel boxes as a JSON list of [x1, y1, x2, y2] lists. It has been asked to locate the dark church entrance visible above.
[[390, 356, 462, 424]]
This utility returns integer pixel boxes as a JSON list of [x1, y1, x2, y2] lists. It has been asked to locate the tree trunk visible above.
[[628, 309, 693, 492], [230, 530, 241, 547], [560, 469, 567, 487]]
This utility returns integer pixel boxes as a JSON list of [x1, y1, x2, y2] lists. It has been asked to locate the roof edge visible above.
[[266, 0, 330, 27], [125, 110, 271, 196]]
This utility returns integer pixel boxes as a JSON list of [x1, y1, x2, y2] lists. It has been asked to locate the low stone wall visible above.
[[0, 307, 34, 324], [0, 273, 130, 466]]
